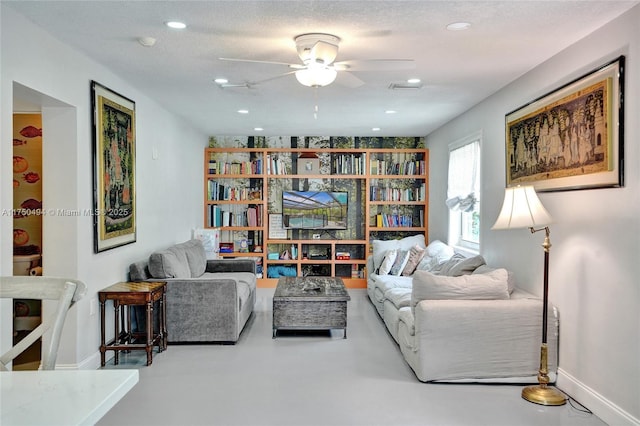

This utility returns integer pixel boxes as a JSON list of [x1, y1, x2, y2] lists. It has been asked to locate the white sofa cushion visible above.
[[411, 269, 510, 312], [473, 264, 516, 294], [416, 240, 455, 271], [384, 287, 412, 310]]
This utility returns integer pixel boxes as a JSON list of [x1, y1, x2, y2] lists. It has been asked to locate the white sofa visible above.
[[367, 236, 559, 383]]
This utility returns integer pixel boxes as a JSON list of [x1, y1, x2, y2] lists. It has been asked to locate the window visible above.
[[447, 132, 481, 251]]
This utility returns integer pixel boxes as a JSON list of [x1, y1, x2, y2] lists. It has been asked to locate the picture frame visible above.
[[505, 56, 624, 192], [268, 213, 288, 239], [91, 81, 136, 252], [297, 152, 320, 175]]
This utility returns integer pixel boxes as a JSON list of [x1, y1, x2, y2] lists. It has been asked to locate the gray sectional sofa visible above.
[[129, 239, 256, 343], [367, 236, 559, 383]]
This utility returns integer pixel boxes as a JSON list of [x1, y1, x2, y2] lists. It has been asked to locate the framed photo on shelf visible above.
[[297, 152, 320, 175], [505, 56, 624, 192], [91, 81, 137, 252], [268, 213, 288, 239]]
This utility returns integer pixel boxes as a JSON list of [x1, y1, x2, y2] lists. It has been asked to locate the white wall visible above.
[[1, 6, 207, 368], [427, 5, 639, 425]]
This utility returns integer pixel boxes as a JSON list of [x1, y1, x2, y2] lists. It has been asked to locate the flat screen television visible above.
[[282, 191, 348, 230]]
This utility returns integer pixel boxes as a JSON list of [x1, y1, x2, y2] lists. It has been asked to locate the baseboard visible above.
[[557, 368, 640, 426], [54, 351, 103, 370]]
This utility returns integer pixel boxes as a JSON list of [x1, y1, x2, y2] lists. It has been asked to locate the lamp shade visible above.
[[492, 185, 552, 230], [295, 66, 337, 87]]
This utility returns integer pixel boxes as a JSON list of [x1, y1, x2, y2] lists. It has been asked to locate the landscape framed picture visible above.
[[91, 81, 136, 252], [505, 56, 624, 191]]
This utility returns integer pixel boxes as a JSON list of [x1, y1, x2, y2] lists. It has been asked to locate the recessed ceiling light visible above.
[[372, 127, 381, 132], [214, 78, 228, 84], [254, 127, 264, 132], [407, 78, 421, 84], [237, 109, 249, 114], [385, 110, 397, 114], [165, 21, 186, 29], [446, 22, 471, 31]]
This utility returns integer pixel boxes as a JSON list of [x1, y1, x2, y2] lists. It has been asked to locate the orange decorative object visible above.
[[13, 229, 30, 246], [13, 156, 29, 173]]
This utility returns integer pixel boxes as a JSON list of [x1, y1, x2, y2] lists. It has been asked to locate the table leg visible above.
[[99, 299, 106, 367], [125, 304, 132, 344], [113, 301, 120, 365], [145, 300, 153, 366], [160, 290, 167, 351]]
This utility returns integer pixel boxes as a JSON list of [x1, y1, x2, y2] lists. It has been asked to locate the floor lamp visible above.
[[492, 185, 566, 406]]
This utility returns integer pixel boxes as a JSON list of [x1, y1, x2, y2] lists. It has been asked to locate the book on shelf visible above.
[[266, 154, 287, 175]]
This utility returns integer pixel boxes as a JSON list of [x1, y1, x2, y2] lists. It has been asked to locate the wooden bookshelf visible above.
[[204, 147, 428, 288]]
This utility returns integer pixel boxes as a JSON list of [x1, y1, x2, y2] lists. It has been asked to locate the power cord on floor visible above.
[[566, 394, 594, 415]]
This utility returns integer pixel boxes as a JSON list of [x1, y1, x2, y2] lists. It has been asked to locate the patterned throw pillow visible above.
[[402, 245, 426, 276], [389, 250, 410, 276], [378, 249, 398, 275]]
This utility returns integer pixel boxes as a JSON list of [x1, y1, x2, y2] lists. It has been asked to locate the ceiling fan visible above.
[[218, 33, 415, 88]]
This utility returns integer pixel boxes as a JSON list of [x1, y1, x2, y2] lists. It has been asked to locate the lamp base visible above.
[[522, 385, 567, 406]]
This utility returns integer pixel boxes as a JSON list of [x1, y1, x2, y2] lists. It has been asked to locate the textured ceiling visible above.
[[6, 1, 638, 137]]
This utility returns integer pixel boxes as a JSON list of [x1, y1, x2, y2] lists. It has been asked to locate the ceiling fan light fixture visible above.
[[295, 67, 337, 87]]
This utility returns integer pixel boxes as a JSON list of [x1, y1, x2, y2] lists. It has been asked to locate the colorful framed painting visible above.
[[505, 56, 624, 191], [91, 81, 136, 252]]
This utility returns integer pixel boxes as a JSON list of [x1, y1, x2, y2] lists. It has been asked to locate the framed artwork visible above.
[[268, 213, 287, 239], [91, 81, 136, 252], [505, 56, 624, 191]]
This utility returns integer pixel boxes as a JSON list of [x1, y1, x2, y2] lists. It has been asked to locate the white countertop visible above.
[[1, 369, 139, 425]]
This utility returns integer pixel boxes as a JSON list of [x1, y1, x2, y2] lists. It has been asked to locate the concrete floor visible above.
[[98, 288, 604, 426]]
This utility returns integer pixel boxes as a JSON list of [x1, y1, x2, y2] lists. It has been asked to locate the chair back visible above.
[[0, 276, 87, 370]]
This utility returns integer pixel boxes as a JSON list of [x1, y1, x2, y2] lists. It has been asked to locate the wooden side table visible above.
[[99, 281, 167, 366]]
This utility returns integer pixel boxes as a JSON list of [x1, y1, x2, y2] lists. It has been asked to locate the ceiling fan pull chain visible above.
[[314, 89, 319, 120]]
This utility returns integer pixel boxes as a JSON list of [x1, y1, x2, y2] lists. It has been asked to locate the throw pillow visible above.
[[411, 269, 510, 312], [401, 245, 426, 276], [378, 249, 398, 275], [372, 239, 401, 272], [389, 249, 410, 276], [371, 234, 426, 272]]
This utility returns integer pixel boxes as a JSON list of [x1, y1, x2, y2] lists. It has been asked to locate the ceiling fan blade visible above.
[[334, 59, 415, 72], [219, 57, 304, 69], [250, 70, 298, 85], [310, 40, 339, 65], [335, 71, 365, 88]]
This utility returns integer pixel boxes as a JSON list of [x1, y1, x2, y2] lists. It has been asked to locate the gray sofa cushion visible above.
[[129, 261, 151, 281], [148, 239, 208, 279], [175, 239, 207, 277], [149, 248, 191, 278]]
